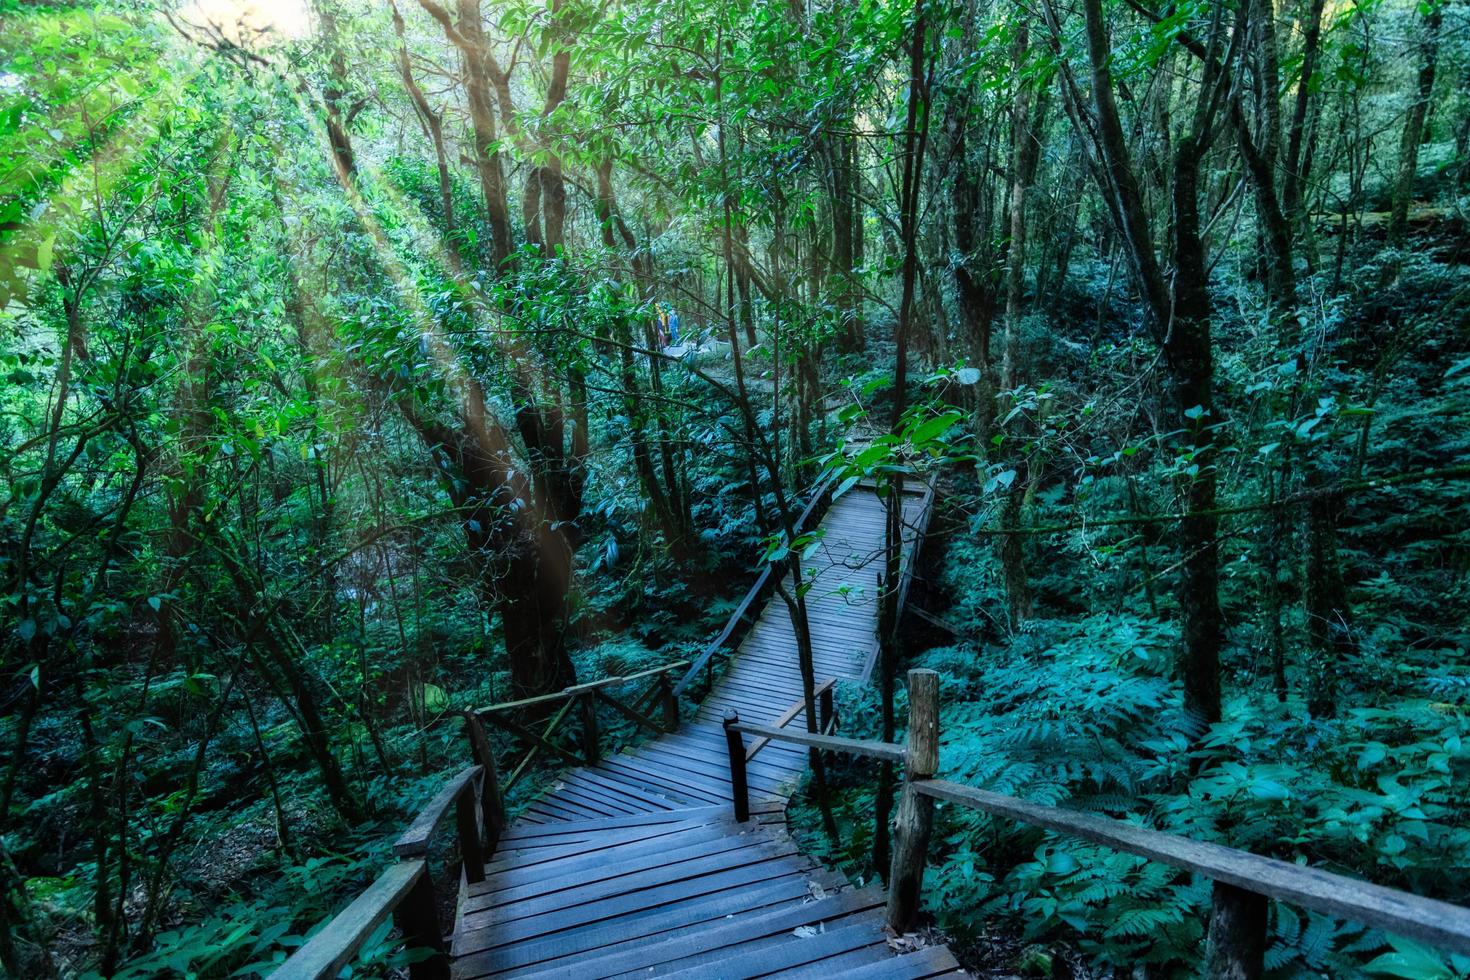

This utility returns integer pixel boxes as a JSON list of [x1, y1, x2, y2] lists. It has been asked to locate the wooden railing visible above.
[[720, 669, 1470, 978], [673, 474, 836, 697], [469, 660, 687, 791], [272, 659, 689, 979], [271, 766, 488, 979]]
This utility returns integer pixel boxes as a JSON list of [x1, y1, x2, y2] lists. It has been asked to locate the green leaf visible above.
[[1249, 777, 1290, 801], [908, 411, 961, 446], [1364, 936, 1455, 979]]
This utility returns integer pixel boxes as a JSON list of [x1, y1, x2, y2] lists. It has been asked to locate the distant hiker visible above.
[[667, 307, 680, 346], [654, 304, 669, 347]]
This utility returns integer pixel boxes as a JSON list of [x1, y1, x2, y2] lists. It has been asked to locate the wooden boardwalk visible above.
[[450, 485, 964, 978]]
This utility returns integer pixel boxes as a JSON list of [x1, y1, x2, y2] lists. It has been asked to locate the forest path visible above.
[[449, 484, 964, 978]]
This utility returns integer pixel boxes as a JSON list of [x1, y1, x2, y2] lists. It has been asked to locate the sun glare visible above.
[[175, 0, 312, 46]]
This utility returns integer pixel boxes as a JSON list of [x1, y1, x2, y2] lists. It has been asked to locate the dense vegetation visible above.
[[1, 0, 1467, 975]]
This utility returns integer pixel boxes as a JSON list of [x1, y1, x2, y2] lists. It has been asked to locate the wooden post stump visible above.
[[580, 691, 600, 765], [1204, 881, 1267, 979], [463, 713, 506, 849], [658, 673, 680, 732], [722, 710, 750, 823], [455, 781, 485, 884], [392, 867, 448, 980], [886, 668, 939, 934]]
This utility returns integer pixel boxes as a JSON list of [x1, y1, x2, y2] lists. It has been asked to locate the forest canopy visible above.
[[1, 0, 1467, 974]]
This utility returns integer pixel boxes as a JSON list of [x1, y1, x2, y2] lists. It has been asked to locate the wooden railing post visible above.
[[819, 685, 835, 734], [463, 713, 506, 846], [722, 710, 750, 823], [456, 782, 486, 884], [1204, 881, 1267, 979], [392, 868, 448, 980], [658, 673, 679, 732], [579, 691, 600, 766], [886, 668, 939, 934]]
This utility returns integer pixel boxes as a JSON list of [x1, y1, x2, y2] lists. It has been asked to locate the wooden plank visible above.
[[523, 798, 600, 823], [653, 918, 887, 979], [454, 853, 823, 955], [825, 946, 966, 980], [540, 781, 634, 817], [476, 825, 735, 897], [627, 737, 798, 785], [459, 837, 803, 932], [572, 764, 715, 810], [782, 942, 896, 976], [593, 890, 887, 980], [451, 868, 849, 979], [547, 776, 656, 817], [559, 769, 680, 811], [477, 823, 733, 890], [914, 778, 1470, 955], [593, 754, 733, 797], [273, 860, 426, 980], [495, 804, 718, 845], [461, 827, 784, 916]]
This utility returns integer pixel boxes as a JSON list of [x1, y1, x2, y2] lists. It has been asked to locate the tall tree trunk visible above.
[[418, 0, 515, 269], [876, 0, 932, 880], [1065, 0, 1229, 726], [1283, 0, 1326, 225], [1388, 0, 1443, 242]]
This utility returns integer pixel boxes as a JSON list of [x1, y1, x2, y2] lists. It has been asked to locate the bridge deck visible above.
[[452, 486, 963, 978]]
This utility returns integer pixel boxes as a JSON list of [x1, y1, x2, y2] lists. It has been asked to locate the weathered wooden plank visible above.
[[451, 868, 849, 979], [539, 781, 633, 818], [461, 826, 782, 916], [594, 890, 887, 980], [474, 823, 736, 898], [597, 751, 748, 801], [653, 918, 887, 979], [453, 853, 823, 955], [559, 768, 680, 811], [587, 889, 883, 978], [494, 804, 718, 844], [459, 838, 803, 933], [571, 764, 715, 810], [595, 755, 732, 801], [914, 778, 1470, 955], [800, 945, 964, 980]]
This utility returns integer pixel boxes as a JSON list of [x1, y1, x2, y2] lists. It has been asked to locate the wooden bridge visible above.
[[274, 480, 1470, 980]]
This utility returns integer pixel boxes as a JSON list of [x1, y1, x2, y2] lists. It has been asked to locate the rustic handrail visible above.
[[912, 778, 1470, 956], [673, 474, 836, 696], [744, 678, 836, 762], [393, 765, 481, 860], [473, 658, 687, 795], [472, 660, 689, 716], [271, 762, 487, 980], [271, 861, 437, 980], [728, 720, 906, 764], [718, 670, 1470, 976]]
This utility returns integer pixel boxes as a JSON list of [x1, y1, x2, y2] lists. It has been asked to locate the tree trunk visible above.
[[1388, 1, 1442, 242]]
